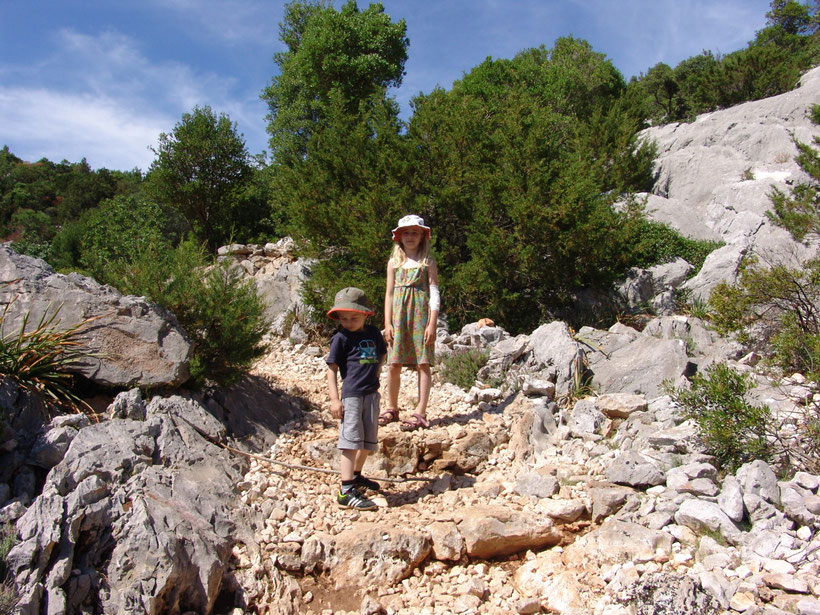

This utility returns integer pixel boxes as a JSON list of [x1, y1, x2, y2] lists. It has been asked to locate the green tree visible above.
[[51, 159, 120, 222], [264, 0, 410, 318], [638, 63, 678, 121], [0, 147, 144, 260], [262, 0, 408, 162], [9, 209, 53, 259], [766, 0, 817, 35], [405, 39, 655, 331], [148, 106, 254, 252], [277, 90, 410, 320]]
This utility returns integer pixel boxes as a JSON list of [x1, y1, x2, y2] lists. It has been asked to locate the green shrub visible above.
[[667, 363, 773, 472], [710, 257, 820, 377], [631, 219, 723, 272], [114, 239, 269, 386], [438, 348, 490, 390], [78, 195, 181, 282], [677, 292, 713, 321]]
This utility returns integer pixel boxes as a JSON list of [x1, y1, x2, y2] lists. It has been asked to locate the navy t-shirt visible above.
[[326, 324, 387, 398]]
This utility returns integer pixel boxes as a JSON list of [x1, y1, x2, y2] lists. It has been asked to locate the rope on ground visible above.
[[218, 441, 433, 484]]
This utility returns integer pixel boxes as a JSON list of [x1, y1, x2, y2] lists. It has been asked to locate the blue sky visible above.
[[0, 1, 772, 172]]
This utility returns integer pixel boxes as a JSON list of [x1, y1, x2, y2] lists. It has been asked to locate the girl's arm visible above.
[[424, 260, 440, 346], [383, 260, 396, 344]]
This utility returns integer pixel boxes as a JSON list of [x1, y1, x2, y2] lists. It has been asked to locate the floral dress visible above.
[[390, 265, 434, 366]]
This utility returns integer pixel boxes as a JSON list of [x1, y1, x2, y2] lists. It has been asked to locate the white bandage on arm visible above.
[[429, 284, 440, 312]]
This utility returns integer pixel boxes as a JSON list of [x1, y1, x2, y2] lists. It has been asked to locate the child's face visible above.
[[337, 311, 367, 332], [399, 227, 423, 249]]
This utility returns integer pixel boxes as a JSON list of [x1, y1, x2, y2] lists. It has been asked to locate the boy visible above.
[[326, 287, 388, 510]]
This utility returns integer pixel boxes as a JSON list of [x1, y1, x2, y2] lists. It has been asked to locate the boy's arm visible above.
[[326, 363, 344, 420]]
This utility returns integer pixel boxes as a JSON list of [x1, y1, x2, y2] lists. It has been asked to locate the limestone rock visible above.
[[328, 523, 431, 587], [513, 551, 587, 615], [429, 521, 465, 561], [584, 328, 691, 397], [675, 499, 742, 545], [528, 321, 583, 395], [7, 405, 251, 615], [718, 475, 746, 524], [637, 65, 820, 300], [737, 460, 781, 506], [455, 505, 564, 559], [595, 393, 648, 419], [590, 485, 634, 523], [562, 520, 674, 566], [606, 451, 666, 488], [0, 244, 192, 387]]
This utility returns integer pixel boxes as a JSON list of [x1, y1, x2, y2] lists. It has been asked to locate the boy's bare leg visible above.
[[340, 449, 357, 481], [416, 364, 432, 416], [341, 449, 371, 481]]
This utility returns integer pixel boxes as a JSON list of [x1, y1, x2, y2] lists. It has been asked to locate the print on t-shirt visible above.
[[358, 339, 378, 363]]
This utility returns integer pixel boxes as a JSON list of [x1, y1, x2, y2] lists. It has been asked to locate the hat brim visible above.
[[392, 225, 431, 243], [327, 307, 375, 320]]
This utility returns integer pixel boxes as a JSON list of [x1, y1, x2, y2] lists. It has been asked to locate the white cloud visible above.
[[1, 27, 268, 168], [54, 29, 236, 110], [0, 87, 168, 170]]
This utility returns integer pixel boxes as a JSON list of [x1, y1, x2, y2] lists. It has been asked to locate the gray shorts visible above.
[[338, 392, 380, 451]]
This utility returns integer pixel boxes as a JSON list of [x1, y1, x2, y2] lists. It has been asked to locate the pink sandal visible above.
[[400, 413, 430, 431], [378, 409, 399, 425]]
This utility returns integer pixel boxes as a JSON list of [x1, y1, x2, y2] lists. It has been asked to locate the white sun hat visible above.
[[391, 214, 431, 242]]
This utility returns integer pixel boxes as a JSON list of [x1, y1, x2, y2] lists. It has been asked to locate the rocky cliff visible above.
[[639, 65, 820, 301]]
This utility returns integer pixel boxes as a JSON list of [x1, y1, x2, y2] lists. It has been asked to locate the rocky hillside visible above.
[[1, 67, 819, 615], [231, 319, 819, 615]]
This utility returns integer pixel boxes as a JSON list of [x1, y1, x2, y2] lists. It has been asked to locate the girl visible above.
[[381, 214, 440, 430]]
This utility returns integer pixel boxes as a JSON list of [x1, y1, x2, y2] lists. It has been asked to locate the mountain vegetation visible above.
[[1, 0, 818, 378]]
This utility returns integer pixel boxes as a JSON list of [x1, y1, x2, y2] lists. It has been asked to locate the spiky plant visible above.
[[0, 299, 93, 412]]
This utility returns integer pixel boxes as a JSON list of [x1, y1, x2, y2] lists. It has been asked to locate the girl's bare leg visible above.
[[387, 364, 402, 412], [416, 364, 432, 417]]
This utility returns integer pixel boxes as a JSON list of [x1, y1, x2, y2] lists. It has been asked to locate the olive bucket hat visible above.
[[327, 287, 375, 320]]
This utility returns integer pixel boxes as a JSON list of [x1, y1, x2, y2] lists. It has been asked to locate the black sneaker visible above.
[[337, 487, 378, 510], [353, 474, 382, 492]]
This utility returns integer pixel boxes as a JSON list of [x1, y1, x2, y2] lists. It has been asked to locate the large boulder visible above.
[[0, 245, 192, 388], [6, 395, 257, 615], [578, 323, 691, 397], [455, 505, 564, 559], [528, 321, 584, 396], [326, 523, 431, 588]]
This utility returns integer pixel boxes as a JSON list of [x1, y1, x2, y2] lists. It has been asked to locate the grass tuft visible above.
[[438, 348, 490, 390]]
